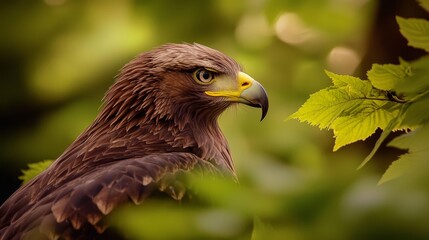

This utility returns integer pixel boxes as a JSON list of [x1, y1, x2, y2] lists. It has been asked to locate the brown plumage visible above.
[[0, 43, 268, 240]]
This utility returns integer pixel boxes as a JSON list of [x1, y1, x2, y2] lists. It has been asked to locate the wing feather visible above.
[[0, 152, 218, 240]]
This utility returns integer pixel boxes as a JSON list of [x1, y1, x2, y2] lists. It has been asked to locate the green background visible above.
[[1, 0, 428, 239]]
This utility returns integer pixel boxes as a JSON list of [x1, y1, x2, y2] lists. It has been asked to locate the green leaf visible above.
[[401, 92, 429, 127], [290, 71, 373, 130], [418, 0, 429, 12], [289, 87, 358, 130], [367, 63, 408, 91], [290, 71, 403, 151], [19, 160, 53, 185], [327, 70, 371, 90], [358, 116, 400, 169], [332, 102, 399, 151], [388, 124, 429, 151], [395, 56, 429, 94], [397, 16, 429, 52], [378, 154, 416, 185], [379, 125, 429, 184]]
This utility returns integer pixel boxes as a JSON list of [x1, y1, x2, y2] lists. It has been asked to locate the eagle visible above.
[[0, 43, 268, 239]]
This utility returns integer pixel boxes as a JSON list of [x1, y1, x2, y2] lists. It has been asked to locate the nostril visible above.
[[242, 82, 250, 87]]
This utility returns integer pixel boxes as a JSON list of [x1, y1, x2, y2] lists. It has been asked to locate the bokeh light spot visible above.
[[326, 46, 361, 74]]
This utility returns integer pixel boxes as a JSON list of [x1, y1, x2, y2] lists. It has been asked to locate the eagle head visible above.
[[102, 43, 268, 128]]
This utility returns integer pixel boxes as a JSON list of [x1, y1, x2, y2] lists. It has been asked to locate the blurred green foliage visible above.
[[18, 159, 53, 185], [109, 160, 429, 240], [1, 0, 429, 239]]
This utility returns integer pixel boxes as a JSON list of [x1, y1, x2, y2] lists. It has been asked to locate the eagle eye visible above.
[[194, 68, 215, 84]]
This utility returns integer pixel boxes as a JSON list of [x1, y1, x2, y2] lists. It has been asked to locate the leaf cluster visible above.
[[291, 2, 429, 183]]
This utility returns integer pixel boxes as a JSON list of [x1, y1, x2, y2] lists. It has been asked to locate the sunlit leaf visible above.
[[397, 16, 429, 52], [290, 71, 402, 151], [395, 56, 429, 94], [332, 102, 399, 151], [289, 87, 358, 130], [367, 63, 408, 91], [290, 72, 371, 129]]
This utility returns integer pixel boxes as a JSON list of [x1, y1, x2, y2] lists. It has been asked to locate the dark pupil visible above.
[[201, 71, 210, 80]]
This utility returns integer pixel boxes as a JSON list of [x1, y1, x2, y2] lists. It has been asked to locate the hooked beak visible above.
[[205, 72, 269, 120]]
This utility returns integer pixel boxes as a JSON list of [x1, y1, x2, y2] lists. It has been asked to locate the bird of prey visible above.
[[0, 43, 268, 239]]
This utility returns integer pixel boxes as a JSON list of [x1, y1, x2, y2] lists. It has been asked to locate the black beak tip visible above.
[[260, 108, 267, 121], [255, 89, 269, 121], [260, 99, 269, 121], [256, 87, 269, 121]]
